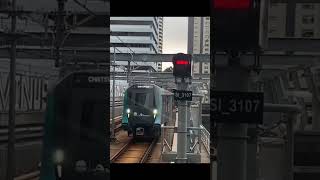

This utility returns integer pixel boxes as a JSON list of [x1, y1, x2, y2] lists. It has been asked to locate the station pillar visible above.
[[176, 81, 188, 163], [216, 59, 250, 180], [312, 96, 320, 130]]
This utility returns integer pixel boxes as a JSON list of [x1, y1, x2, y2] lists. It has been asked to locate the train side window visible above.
[[81, 103, 94, 128], [128, 92, 133, 105], [81, 102, 94, 139], [80, 102, 106, 140]]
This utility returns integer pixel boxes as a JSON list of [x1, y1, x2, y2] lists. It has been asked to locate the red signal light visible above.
[[175, 60, 189, 65], [214, 0, 251, 9]]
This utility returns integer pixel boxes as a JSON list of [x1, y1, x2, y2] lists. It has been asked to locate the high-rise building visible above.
[[157, 17, 164, 72], [110, 17, 161, 72], [158, 17, 164, 53], [187, 17, 210, 75], [187, 17, 210, 55], [268, 3, 320, 38]]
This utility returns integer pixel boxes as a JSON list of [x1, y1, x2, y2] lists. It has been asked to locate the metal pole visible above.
[[287, 113, 295, 180], [111, 47, 116, 140], [216, 55, 249, 180], [187, 101, 191, 152], [56, 0, 65, 76], [127, 60, 130, 83], [176, 80, 188, 163], [247, 70, 259, 180], [7, 0, 17, 179], [199, 97, 202, 153], [199, 96, 202, 128], [312, 96, 320, 130]]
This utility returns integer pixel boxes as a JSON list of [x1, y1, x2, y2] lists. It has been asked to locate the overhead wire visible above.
[[1, 1, 107, 68]]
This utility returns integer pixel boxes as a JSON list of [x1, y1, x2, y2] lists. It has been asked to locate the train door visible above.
[[40, 71, 109, 180]]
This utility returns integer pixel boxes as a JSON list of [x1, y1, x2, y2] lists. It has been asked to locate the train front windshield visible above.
[[128, 88, 154, 110]]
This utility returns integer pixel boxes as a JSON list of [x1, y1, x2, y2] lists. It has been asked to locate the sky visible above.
[[161, 17, 188, 71]]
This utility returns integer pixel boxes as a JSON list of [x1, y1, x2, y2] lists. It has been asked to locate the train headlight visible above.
[[153, 109, 158, 115], [153, 109, 158, 118], [126, 108, 131, 118], [53, 149, 64, 164]]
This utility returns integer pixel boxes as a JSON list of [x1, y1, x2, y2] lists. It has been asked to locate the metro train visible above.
[[40, 71, 109, 180], [122, 84, 172, 138]]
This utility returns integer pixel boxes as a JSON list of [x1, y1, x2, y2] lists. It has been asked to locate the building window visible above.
[[269, 16, 278, 21], [268, 28, 277, 34], [302, 15, 314, 24], [301, 29, 314, 37], [302, 4, 315, 10], [204, 66, 208, 70]]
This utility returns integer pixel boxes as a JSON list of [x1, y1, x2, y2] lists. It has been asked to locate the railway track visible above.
[[14, 170, 40, 180], [0, 124, 43, 144], [111, 138, 157, 163]]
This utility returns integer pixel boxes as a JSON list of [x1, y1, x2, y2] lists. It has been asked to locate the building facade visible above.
[[187, 17, 210, 75], [268, 3, 320, 38], [157, 17, 164, 71], [110, 17, 162, 72]]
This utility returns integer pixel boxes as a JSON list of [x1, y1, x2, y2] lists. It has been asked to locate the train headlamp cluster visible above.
[[153, 109, 158, 118], [53, 149, 64, 164], [53, 150, 64, 178], [126, 108, 131, 118], [153, 109, 158, 115]]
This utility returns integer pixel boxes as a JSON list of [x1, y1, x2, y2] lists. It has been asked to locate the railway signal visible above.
[[171, 53, 193, 163], [172, 53, 192, 78], [212, 0, 260, 51]]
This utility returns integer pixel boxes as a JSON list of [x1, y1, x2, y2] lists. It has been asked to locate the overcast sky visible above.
[[162, 17, 188, 71]]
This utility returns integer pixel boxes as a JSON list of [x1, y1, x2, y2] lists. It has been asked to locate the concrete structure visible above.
[[110, 17, 162, 72], [187, 17, 210, 75], [158, 17, 164, 53], [187, 17, 210, 55], [268, 3, 320, 38], [157, 17, 163, 72]]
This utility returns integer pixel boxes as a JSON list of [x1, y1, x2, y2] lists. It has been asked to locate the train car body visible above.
[[40, 71, 109, 180], [122, 84, 170, 138]]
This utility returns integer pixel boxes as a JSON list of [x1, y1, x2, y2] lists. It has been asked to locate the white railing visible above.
[[200, 125, 210, 154], [161, 125, 210, 154]]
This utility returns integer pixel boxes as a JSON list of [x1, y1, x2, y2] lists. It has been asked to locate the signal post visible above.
[[212, 1, 263, 180], [172, 53, 193, 163]]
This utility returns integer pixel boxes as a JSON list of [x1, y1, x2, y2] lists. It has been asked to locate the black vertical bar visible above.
[[286, 0, 296, 37], [7, 0, 17, 179]]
